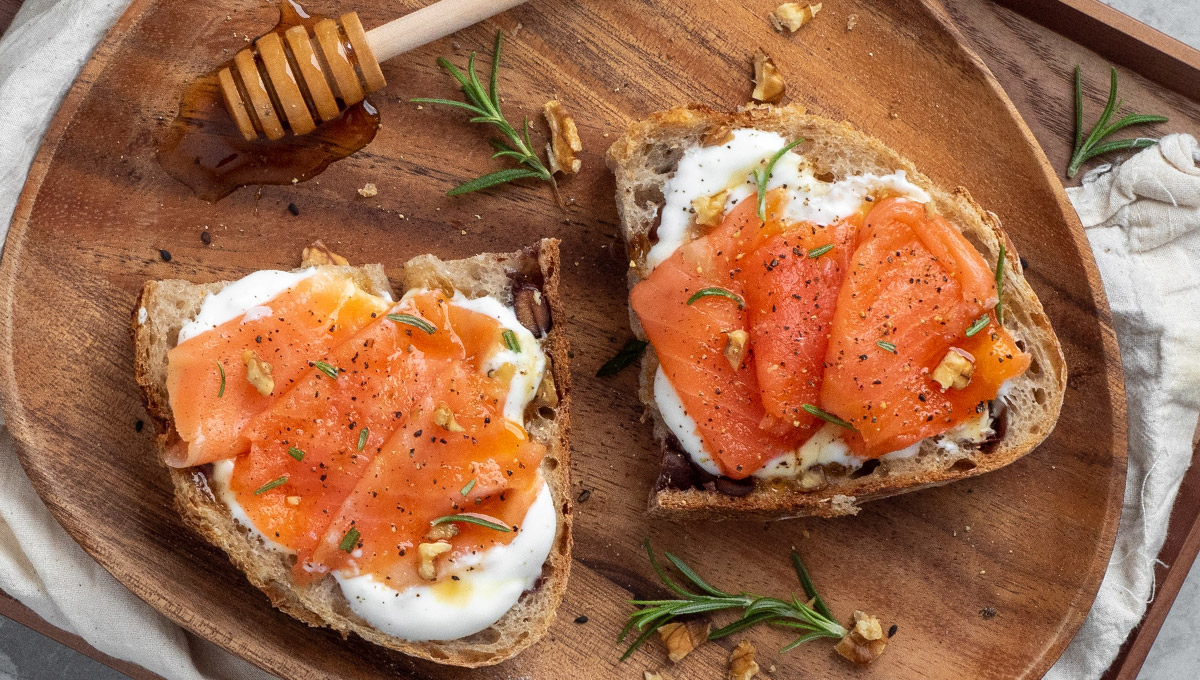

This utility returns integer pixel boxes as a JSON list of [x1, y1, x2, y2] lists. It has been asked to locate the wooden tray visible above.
[[0, 0, 1130, 678]]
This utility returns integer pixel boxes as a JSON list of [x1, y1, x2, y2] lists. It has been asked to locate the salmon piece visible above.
[[632, 195, 800, 479], [738, 218, 858, 432], [165, 270, 390, 466], [224, 290, 544, 583], [820, 198, 1027, 456]]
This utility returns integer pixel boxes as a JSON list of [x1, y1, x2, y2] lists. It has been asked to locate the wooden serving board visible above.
[[0, 0, 1128, 678]]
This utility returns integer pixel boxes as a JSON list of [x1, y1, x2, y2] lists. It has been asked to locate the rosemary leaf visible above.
[[431, 513, 511, 533], [965, 314, 990, 337], [801, 403, 856, 430], [754, 139, 804, 220], [686, 287, 744, 309], [387, 313, 437, 334], [215, 361, 225, 398], [596, 339, 649, 377], [995, 244, 1006, 325]]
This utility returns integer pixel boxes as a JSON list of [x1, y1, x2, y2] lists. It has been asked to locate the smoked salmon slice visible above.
[[631, 195, 801, 479], [738, 217, 858, 433], [820, 198, 1028, 457], [165, 270, 390, 467]]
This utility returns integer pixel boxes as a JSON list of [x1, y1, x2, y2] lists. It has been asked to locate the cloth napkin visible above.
[[0, 2, 1197, 679], [1046, 134, 1200, 678]]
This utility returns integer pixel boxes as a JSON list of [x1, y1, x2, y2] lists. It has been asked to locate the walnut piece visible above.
[[769, 3, 822, 33], [417, 541, 452, 581], [702, 124, 735, 147], [834, 611, 889, 665], [241, 349, 274, 396], [425, 523, 459, 541], [535, 369, 560, 409], [433, 403, 466, 432], [357, 182, 378, 198], [643, 673, 664, 680], [931, 348, 975, 391], [693, 190, 729, 228], [543, 99, 583, 175], [752, 49, 786, 104], [728, 640, 760, 680], [300, 239, 349, 267], [799, 465, 827, 490], [724, 329, 750, 369], [659, 619, 710, 662]]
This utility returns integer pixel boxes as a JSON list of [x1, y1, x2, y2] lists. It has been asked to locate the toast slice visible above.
[[607, 105, 1066, 519], [132, 239, 572, 667]]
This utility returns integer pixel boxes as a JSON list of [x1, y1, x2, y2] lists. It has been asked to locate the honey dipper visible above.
[[219, 0, 529, 141]]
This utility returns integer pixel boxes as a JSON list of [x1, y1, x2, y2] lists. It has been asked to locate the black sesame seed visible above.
[[287, 203, 300, 216], [576, 489, 591, 503], [574, 615, 588, 624], [888, 623, 898, 637], [134, 420, 144, 432], [158, 249, 172, 262], [200, 231, 211, 245]]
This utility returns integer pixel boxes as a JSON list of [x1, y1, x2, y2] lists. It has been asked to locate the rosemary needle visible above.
[[1068, 66, 1167, 178], [412, 31, 556, 196]]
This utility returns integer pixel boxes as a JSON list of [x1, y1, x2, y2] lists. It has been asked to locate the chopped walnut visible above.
[[659, 619, 710, 662], [643, 673, 664, 680], [417, 541, 452, 581], [693, 190, 729, 228], [241, 349, 274, 396], [799, 465, 827, 490], [931, 348, 975, 391], [433, 403, 466, 432], [724, 329, 750, 369], [752, 49, 786, 104], [728, 640, 760, 680], [702, 124, 735, 147], [425, 523, 459, 541], [535, 370, 560, 409], [544, 99, 583, 175], [834, 611, 889, 665], [300, 239, 349, 267], [769, 3, 822, 33], [357, 182, 378, 198]]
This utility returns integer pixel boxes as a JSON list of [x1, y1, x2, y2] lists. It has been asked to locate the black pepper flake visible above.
[[200, 231, 211, 245], [158, 249, 172, 262], [134, 420, 144, 432], [981, 607, 996, 620], [888, 624, 898, 637], [576, 489, 591, 503], [574, 615, 589, 624], [287, 203, 300, 216]]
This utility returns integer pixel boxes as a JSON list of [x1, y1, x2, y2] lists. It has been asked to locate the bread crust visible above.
[[131, 241, 571, 667], [606, 105, 1066, 519]]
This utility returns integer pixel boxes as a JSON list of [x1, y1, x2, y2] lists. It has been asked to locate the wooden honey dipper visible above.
[[219, 0, 529, 141]]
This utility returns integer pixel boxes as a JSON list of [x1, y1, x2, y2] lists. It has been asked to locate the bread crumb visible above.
[[358, 182, 379, 198], [846, 14, 858, 31]]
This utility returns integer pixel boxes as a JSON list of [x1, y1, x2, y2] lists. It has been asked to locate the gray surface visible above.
[[0, 1, 1195, 680], [0, 617, 125, 680]]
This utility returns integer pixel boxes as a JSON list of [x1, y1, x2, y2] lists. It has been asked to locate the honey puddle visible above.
[[157, 0, 380, 202]]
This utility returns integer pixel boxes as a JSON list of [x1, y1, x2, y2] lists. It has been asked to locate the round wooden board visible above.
[[0, 0, 1127, 678]]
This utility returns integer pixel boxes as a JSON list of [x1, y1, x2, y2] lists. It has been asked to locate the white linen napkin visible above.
[[0, 2, 1196, 679], [1046, 135, 1200, 678]]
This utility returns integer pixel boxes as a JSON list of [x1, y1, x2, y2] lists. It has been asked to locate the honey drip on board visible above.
[[157, 0, 380, 202]]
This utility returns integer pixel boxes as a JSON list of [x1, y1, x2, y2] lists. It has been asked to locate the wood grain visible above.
[[0, 1, 1129, 678]]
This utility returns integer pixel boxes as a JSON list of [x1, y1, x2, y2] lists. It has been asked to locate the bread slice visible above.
[[131, 239, 572, 667], [606, 105, 1066, 520]]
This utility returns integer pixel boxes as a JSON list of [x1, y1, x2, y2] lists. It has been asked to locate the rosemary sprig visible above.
[[619, 540, 847, 660], [1068, 66, 1167, 178], [753, 139, 804, 220], [412, 31, 556, 196], [596, 338, 648, 377]]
